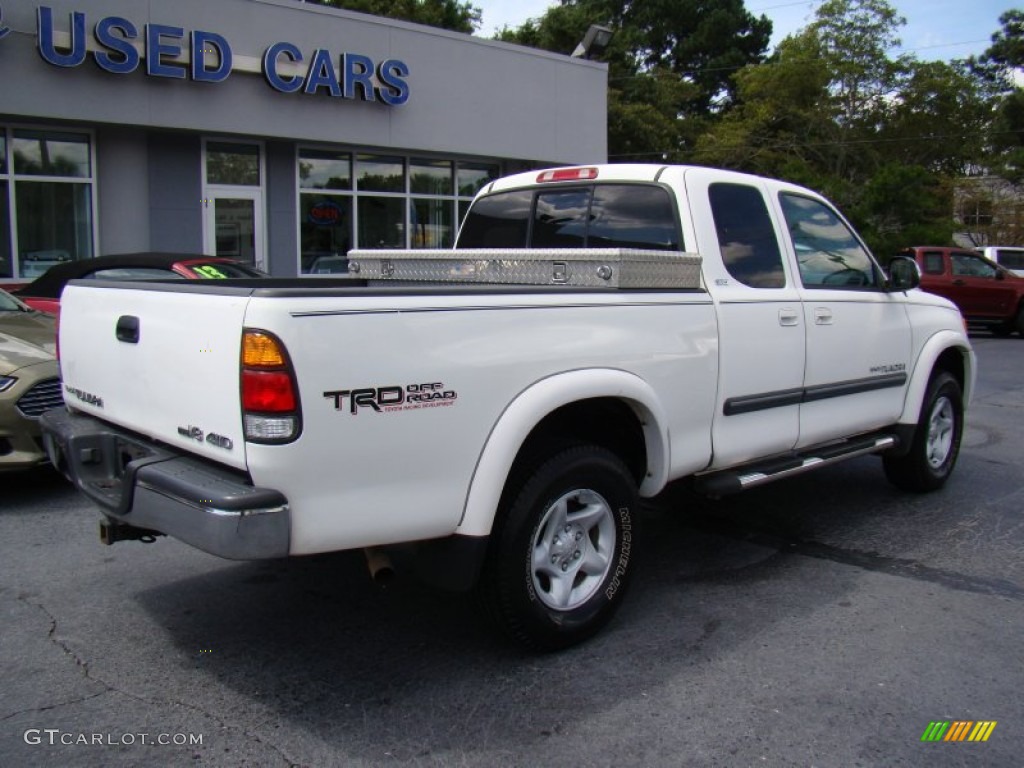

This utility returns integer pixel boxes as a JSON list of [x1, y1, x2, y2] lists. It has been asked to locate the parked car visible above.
[[896, 246, 1024, 336], [0, 289, 63, 471], [11, 253, 266, 314], [979, 246, 1024, 277]]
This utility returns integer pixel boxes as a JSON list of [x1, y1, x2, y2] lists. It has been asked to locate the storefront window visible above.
[[0, 183, 10, 279], [357, 155, 404, 192], [0, 135, 8, 278], [1, 127, 95, 280], [412, 199, 453, 248], [13, 130, 90, 177], [358, 196, 405, 248], [295, 149, 501, 273], [300, 194, 352, 273], [16, 181, 93, 278], [411, 159, 452, 196], [300, 149, 351, 190], [207, 142, 260, 186], [458, 162, 499, 197]]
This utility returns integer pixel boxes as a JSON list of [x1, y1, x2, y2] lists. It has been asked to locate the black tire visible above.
[[1016, 306, 1024, 337], [883, 371, 963, 492], [477, 444, 638, 651]]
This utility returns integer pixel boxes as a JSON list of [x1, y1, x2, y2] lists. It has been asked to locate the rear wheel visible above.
[[883, 371, 963, 492], [1015, 306, 1024, 337], [478, 444, 637, 651]]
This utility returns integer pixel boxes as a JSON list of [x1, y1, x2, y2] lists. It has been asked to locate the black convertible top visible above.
[[15, 253, 261, 298]]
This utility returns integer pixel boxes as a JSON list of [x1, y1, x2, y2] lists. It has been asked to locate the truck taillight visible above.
[[536, 167, 599, 183], [241, 329, 301, 443]]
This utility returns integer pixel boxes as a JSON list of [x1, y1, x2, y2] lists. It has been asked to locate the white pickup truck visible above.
[[42, 164, 975, 650]]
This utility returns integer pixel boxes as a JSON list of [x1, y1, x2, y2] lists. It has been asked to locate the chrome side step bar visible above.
[[694, 435, 898, 498]]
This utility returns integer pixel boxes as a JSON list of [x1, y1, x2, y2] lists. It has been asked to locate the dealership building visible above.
[[0, 0, 607, 282]]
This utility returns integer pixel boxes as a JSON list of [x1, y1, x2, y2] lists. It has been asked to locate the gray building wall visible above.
[[0, 0, 607, 164], [266, 141, 298, 277], [147, 134, 203, 253], [0, 0, 608, 274], [96, 128, 150, 254]]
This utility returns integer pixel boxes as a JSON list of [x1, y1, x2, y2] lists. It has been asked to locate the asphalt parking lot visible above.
[[1, 334, 1022, 767]]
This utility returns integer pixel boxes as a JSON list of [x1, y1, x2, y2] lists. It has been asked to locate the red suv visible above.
[[898, 246, 1024, 336]]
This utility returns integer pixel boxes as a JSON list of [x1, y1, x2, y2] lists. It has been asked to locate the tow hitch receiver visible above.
[[99, 519, 164, 545]]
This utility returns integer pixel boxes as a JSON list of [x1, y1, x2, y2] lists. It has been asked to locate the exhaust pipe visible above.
[[364, 547, 395, 585]]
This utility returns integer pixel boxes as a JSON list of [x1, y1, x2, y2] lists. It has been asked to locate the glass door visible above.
[[204, 192, 262, 268], [202, 140, 265, 270]]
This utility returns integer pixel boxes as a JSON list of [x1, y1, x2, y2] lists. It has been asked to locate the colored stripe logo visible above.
[[921, 721, 997, 742]]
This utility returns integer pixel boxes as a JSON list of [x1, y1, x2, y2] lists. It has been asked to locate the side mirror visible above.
[[995, 270, 1005, 281], [887, 256, 921, 292]]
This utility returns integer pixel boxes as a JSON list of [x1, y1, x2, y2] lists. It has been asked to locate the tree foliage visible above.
[[314, 0, 1020, 252], [497, 0, 773, 160]]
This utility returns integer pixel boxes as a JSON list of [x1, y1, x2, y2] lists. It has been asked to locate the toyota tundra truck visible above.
[[41, 165, 975, 650]]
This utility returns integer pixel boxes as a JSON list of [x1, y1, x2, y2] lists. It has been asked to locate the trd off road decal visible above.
[[324, 381, 458, 415]]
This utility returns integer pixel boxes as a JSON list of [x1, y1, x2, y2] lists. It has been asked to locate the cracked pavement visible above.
[[1, 334, 1022, 767]]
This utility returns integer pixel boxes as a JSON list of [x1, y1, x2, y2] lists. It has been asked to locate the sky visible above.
[[476, 0, 1016, 63]]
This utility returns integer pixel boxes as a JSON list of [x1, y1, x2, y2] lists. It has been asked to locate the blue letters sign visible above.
[[32, 5, 409, 105]]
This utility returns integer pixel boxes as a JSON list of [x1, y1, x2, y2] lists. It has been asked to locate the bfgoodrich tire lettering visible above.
[[479, 444, 638, 651], [883, 371, 963, 492]]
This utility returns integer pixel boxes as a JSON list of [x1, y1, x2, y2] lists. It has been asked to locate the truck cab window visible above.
[[456, 189, 532, 248], [922, 252, 945, 274], [458, 184, 680, 251], [951, 253, 997, 278], [588, 185, 679, 250], [533, 189, 590, 247], [780, 193, 878, 289], [708, 183, 785, 288]]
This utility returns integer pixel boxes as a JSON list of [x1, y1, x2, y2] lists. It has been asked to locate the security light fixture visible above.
[[571, 24, 614, 60]]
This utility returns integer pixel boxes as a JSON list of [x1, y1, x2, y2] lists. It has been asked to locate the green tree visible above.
[[975, 11, 1024, 183], [496, 0, 772, 161], [694, 0, 1002, 252], [307, 0, 481, 34]]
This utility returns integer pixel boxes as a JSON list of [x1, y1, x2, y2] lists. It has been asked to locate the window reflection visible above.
[[13, 130, 90, 177], [207, 142, 260, 186], [358, 196, 405, 248], [780, 193, 876, 288], [533, 190, 590, 247], [411, 159, 452, 195], [357, 154, 404, 192], [589, 185, 678, 250], [457, 162, 499, 197], [16, 181, 93, 277], [456, 190, 531, 248], [412, 199, 452, 248], [299, 149, 351, 190], [301, 194, 352, 273], [708, 183, 784, 288]]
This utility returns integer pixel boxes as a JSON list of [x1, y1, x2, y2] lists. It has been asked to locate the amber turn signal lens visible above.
[[242, 331, 286, 367]]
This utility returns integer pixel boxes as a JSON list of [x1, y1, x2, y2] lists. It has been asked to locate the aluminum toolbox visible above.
[[346, 248, 703, 290]]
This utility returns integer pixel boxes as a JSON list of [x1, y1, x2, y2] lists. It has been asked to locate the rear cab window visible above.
[[708, 183, 785, 289], [457, 184, 680, 251]]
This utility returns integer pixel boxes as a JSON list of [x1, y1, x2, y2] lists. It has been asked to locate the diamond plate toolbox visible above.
[[346, 248, 703, 290]]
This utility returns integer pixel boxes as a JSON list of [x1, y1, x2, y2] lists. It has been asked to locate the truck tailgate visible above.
[[58, 283, 251, 471]]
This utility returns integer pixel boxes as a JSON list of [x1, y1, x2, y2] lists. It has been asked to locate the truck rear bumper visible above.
[[40, 408, 290, 560]]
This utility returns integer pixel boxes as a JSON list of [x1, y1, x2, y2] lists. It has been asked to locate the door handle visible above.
[[116, 315, 140, 344], [778, 308, 799, 326], [814, 307, 833, 325], [953, 279, 966, 286]]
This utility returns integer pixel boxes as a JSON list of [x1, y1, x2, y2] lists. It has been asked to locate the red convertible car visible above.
[[11, 253, 265, 315]]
